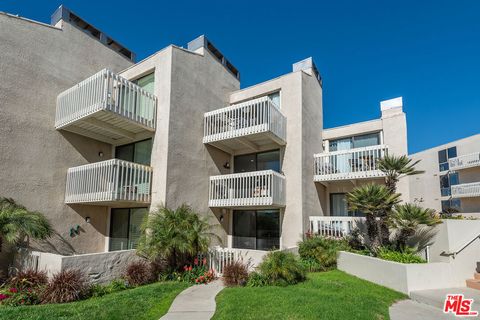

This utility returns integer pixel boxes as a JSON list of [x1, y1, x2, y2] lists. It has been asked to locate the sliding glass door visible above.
[[109, 208, 147, 251], [233, 210, 280, 250]]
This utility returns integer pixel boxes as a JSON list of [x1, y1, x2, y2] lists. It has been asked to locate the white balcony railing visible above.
[[65, 159, 152, 204], [209, 170, 285, 207], [451, 182, 480, 199], [309, 216, 366, 238], [449, 152, 480, 170], [55, 69, 157, 131], [203, 96, 286, 144], [314, 145, 388, 182]]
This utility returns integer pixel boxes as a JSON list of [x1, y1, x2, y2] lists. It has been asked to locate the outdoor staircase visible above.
[[466, 262, 480, 290]]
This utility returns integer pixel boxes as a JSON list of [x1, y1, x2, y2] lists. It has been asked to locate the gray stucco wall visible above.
[[119, 46, 240, 246], [165, 47, 240, 245], [0, 13, 133, 268]]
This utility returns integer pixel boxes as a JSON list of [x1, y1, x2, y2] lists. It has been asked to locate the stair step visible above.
[[474, 272, 480, 280], [466, 279, 480, 290]]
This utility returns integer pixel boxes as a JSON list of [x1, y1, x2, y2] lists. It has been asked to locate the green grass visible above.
[[213, 270, 406, 320], [0, 281, 188, 320]]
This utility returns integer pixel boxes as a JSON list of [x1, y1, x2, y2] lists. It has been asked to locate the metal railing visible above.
[[309, 216, 366, 238], [449, 152, 480, 170], [56, 69, 157, 130], [451, 182, 480, 198], [203, 96, 286, 144], [65, 159, 152, 203], [314, 145, 388, 181], [209, 170, 285, 207]]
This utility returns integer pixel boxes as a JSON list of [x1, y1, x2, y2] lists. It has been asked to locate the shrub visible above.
[[222, 260, 249, 287], [41, 269, 88, 304], [246, 272, 268, 287], [124, 260, 155, 286], [258, 251, 306, 286], [181, 259, 215, 284], [8, 269, 48, 290], [377, 248, 426, 264], [298, 236, 350, 271], [89, 279, 129, 298], [0, 286, 42, 306]]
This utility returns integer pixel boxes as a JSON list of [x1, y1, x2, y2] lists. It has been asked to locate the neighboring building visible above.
[[1, 6, 478, 277], [409, 134, 480, 214]]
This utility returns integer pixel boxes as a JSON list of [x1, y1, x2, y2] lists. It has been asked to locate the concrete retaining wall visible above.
[[338, 251, 462, 295], [16, 250, 142, 284]]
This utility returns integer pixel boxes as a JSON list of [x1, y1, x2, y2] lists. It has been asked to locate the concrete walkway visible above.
[[389, 300, 455, 320], [160, 280, 224, 320], [390, 287, 480, 320]]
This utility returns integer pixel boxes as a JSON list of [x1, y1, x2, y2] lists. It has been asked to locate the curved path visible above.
[[160, 280, 224, 320]]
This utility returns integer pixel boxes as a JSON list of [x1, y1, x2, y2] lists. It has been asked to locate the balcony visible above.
[[451, 182, 480, 199], [314, 145, 388, 182], [55, 69, 157, 145], [449, 152, 480, 171], [203, 97, 286, 153], [209, 170, 285, 207], [65, 159, 152, 206]]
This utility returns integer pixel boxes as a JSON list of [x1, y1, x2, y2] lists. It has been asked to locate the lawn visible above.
[[0, 281, 188, 320], [213, 270, 406, 320]]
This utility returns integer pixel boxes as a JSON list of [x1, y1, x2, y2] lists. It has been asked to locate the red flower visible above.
[[202, 258, 207, 266], [188, 266, 192, 271], [0, 294, 9, 301], [183, 265, 188, 271], [194, 258, 199, 265], [9, 288, 18, 293]]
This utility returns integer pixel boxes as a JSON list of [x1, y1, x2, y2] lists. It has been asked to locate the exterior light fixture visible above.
[[85, 216, 91, 223], [223, 161, 230, 169], [69, 225, 81, 237], [98, 151, 104, 157]]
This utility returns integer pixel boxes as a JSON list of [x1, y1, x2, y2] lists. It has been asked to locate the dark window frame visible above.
[[109, 207, 148, 251], [438, 146, 457, 172], [233, 149, 281, 173], [115, 138, 152, 165]]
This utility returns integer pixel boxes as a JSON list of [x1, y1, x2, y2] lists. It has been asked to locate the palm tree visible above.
[[377, 154, 424, 193], [347, 184, 401, 251], [187, 214, 221, 255], [0, 197, 53, 250], [389, 203, 441, 251], [137, 204, 220, 270]]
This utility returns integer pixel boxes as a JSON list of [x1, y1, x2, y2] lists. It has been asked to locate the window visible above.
[[439, 172, 459, 197], [329, 132, 380, 151], [134, 73, 155, 121], [441, 199, 461, 213], [268, 91, 281, 109], [234, 150, 280, 173], [438, 146, 457, 171], [115, 139, 152, 165], [109, 208, 147, 251], [330, 193, 363, 217], [233, 210, 280, 250]]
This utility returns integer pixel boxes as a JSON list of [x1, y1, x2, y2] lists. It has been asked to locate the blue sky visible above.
[[3, 1, 479, 153]]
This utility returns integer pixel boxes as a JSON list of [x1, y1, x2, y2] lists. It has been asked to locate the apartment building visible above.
[[409, 134, 480, 214], [1, 6, 478, 277], [314, 97, 409, 217]]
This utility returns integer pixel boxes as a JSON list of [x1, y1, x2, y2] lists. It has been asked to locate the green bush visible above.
[[89, 279, 129, 297], [246, 272, 268, 287], [298, 236, 350, 271], [377, 248, 426, 264], [258, 251, 306, 286]]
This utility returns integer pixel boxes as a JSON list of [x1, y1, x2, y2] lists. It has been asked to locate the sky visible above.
[[2, 0, 479, 153]]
